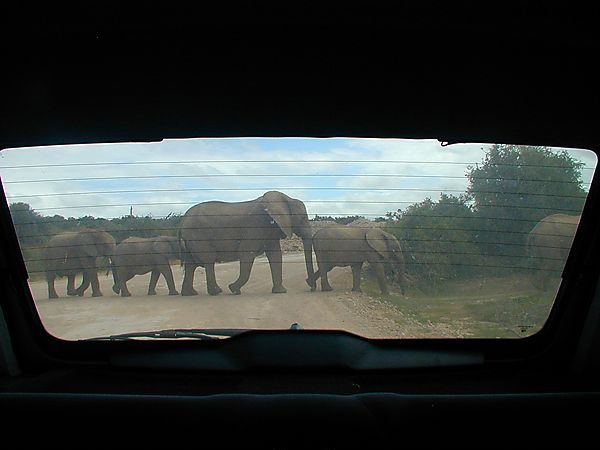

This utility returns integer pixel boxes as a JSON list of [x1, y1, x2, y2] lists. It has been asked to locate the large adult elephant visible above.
[[527, 213, 581, 290], [178, 190, 315, 295], [43, 229, 116, 299], [307, 225, 407, 295], [111, 236, 181, 297]]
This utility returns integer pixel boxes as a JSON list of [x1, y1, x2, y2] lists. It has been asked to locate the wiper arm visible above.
[[87, 323, 303, 341], [86, 328, 249, 341]]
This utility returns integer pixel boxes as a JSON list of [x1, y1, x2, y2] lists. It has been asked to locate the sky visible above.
[[0, 138, 596, 220]]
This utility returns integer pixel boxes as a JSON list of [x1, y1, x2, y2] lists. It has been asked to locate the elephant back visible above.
[[527, 213, 581, 288], [312, 225, 358, 249], [529, 214, 580, 250], [73, 229, 116, 259], [152, 236, 180, 259]]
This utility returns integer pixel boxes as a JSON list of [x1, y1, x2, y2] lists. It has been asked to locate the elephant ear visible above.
[[261, 191, 293, 238], [366, 228, 392, 260]]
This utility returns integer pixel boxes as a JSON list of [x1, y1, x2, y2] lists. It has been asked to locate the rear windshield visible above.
[[0, 139, 595, 340]]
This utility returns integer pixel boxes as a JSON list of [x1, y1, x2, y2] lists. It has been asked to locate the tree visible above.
[[466, 144, 586, 271], [386, 193, 481, 284], [384, 145, 587, 285], [9, 202, 47, 247]]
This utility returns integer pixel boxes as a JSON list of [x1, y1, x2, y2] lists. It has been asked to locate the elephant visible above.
[[111, 236, 181, 297], [43, 229, 116, 299], [526, 213, 581, 290], [178, 190, 315, 296], [307, 225, 407, 295]]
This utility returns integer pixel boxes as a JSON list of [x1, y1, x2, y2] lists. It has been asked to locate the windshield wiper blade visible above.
[[87, 323, 303, 341], [86, 328, 250, 341]]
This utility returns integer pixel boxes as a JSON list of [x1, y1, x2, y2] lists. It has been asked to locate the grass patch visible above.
[[362, 274, 557, 338]]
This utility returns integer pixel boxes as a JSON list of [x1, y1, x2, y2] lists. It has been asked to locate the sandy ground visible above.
[[29, 252, 457, 340]]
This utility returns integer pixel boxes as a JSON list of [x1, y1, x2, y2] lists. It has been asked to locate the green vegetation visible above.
[[384, 193, 481, 284], [8, 202, 181, 279], [365, 144, 587, 337], [8, 144, 588, 334], [466, 144, 585, 270], [362, 274, 556, 338], [9, 203, 182, 245], [384, 145, 587, 289], [9, 202, 181, 243], [312, 215, 366, 224]]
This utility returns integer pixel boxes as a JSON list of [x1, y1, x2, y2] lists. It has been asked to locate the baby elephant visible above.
[[111, 236, 180, 297], [308, 226, 407, 295]]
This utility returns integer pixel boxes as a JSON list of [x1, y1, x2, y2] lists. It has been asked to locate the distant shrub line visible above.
[[9, 145, 588, 286]]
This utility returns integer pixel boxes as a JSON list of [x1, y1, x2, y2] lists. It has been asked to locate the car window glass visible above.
[[0, 138, 595, 339]]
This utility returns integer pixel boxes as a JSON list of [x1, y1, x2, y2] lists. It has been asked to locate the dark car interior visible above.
[[1, 3, 600, 448]]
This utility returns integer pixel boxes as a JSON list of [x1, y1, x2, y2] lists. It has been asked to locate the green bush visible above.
[[386, 194, 483, 289]]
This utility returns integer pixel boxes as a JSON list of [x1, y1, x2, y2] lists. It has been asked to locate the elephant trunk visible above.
[[110, 260, 120, 294], [394, 268, 407, 295], [178, 230, 185, 267], [302, 237, 316, 290], [289, 200, 315, 290], [392, 253, 407, 295]]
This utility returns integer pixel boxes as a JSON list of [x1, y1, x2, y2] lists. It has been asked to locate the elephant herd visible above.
[[44, 191, 409, 299], [42, 190, 582, 300], [43, 231, 179, 299]]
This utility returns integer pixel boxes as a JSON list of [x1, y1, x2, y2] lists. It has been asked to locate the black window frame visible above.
[[1, 4, 600, 376], [1, 139, 599, 372]]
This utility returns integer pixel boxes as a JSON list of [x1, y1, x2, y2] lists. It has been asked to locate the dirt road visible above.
[[29, 253, 456, 340]]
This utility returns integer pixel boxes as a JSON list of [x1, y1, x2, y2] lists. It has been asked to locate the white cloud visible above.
[[0, 138, 595, 220]]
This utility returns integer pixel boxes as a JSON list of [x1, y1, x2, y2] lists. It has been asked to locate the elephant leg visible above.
[[542, 275, 552, 291], [46, 272, 59, 299], [265, 242, 286, 294], [372, 262, 389, 295], [532, 274, 543, 290], [89, 270, 103, 297], [66, 274, 78, 296], [120, 282, 132, 297], [205, 263, 223, 296], [148, 269, 160, 295], [119, 272, 134, 297], [229, 258, 255, 295], [307, 269, 320, 292], [181, 263, 199, 296], [320, 264, 334, 292], [75, 272, 91, 297], [160, 265, 179, 296], [314, 253, 330, 291], [530, 265, 550, 291], [351, 263, 363, 292]]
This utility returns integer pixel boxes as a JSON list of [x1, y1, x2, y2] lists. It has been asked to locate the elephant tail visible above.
[[178, 230, 186, 267]]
